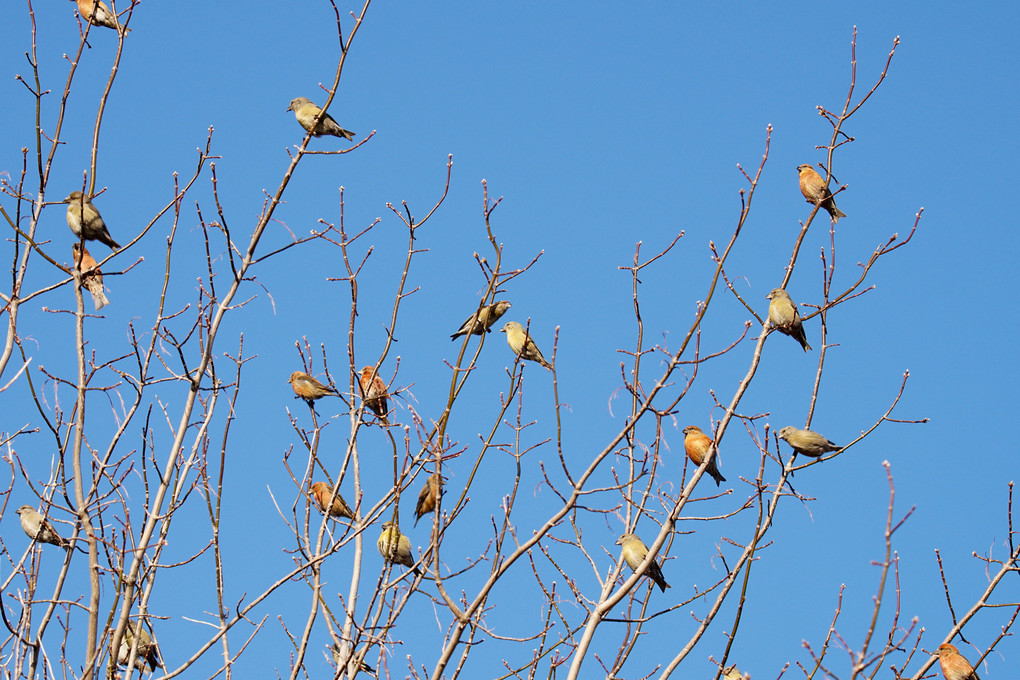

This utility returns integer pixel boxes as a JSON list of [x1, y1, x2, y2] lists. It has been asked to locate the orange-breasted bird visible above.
[[682, 425, 726, 486], [766, 288, 811, 352], [616, 533, 670, 592], [64, 191, 121, 250], [310, 481, 354, 520], [500, 321, 552, 370], [414, 473, 443, 527], [72, 0, 131, 34], [451, 301, 511, 340], [797, 164, 846, 223], [288, 371, 336, 410], [72, 243, 111, 311], [937, 643, 980, 680], [287, 97, 355, 140], [358, 366, 390, 425]]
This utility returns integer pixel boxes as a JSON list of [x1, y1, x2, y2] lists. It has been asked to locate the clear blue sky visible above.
[[1, 1, 1016, 678]]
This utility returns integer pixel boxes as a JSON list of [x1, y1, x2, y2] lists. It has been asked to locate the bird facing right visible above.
[[937, 643, 980, 680], [117, 624, 162, 673], [450, 300, 512, 340], [414, 473, 443, 527], [287, 97, 355, 140], [616, 533, 670, 592], [797, 164, 846, 223], [766, 288, 811, 352]]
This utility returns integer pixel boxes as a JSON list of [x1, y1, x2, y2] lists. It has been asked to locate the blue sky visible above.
[[1, 1, 1017, 678]]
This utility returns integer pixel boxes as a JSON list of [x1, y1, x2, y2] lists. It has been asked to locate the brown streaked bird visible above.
[[414, 473, 443, 527], [766, 288, 811, 352], [73, 0, 131, 34], [287, 97, 355, 140], [288, 371, 337, 410], [310, 481, 354, 520], [117, 624, 162, 673], [377, 521, 421, 576], [937, 643, 980, 680], [500, 321, 552, 370], [682, 425, 726, 486], [450, 300, 512, 340], [64, 191, 121, 250], [16, 505, 70, 549], [616, 533, 670, 592], [778, 426, 841, 458], [797, 164, 846, 223], [358, 366, 390, 425], [72, 243, 111, 310]]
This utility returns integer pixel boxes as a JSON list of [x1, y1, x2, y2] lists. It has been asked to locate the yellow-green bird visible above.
[[64, 191, 121, 250], [450, 300, 512, 340], [16, 505, 70, 549], [287, 97, 355, 140], [778, 426, 841, 458], [722, 665, 749, 680], [331, 643, 375, 674], [117, 623, 163, 673], [616, 533, 670, 592], [500, 321, 552, 370], [766, 288, 811, 352], [377, 521, 421, 576], [414, 473, 443, 527]]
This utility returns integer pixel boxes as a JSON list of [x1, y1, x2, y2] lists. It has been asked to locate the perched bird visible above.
[[358, 366, 390, 425], [499, 321, 552, 370], [682, 425, 726, 486], [778, 426, 841, 458], [937, 643, 980, 680], [766, 288, 811, 352], [331, 643, 375, 674], [450, 300, 512, 340], [797, 164, 846, 223], [288, 371, 337, 410], [616, 533, 670, 592], [286, 97, 355, 140], [414, 473, 443, 527], [722, 666, 749, 680], [16, 505, 70, 549], [64, 191, 121, 250], [72, 0, 131, 34], [117, 624, 162, 673], [377, 521, 421, 576], [310, 481, 354, 520], [72, 243, 111, 311]]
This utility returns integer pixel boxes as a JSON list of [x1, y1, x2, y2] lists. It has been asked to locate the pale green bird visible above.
[[117, 623, 163, 673], [64, 191, 121, 250], [766, 288, 811, 352], [377, 521, 421, 576], [778, 426, 841, 458], [499, 321, 552, 370], [331, 643, 375, 674], [722, 665, 749, 680], [450, 300, 512, 340], [16, 505, 70, 549], [286, 97, 355, 140], [616, 533, 670, 592]]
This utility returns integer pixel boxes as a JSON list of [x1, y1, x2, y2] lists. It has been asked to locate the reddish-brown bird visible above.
[[288, 371, 337, 410], [72, 0, 131, 34], [310, 481, 354, 520], [358, 366, 390, 425], [682, 425, 726, 486], [937, 643, 980, 680], [414, 473, 443, 527], [72, 243, 111, 310], [797, 164, 846, 223]]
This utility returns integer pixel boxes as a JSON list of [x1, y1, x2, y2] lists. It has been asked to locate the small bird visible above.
[[288, 371, 337, 410], [377, 521, 421, 576], [499, 321, 552, 370], [797, 164, 846, 223], [286, 97, 355, 140], [766, 288, 811, 352], [64, 191, 121, 250], [310, 481, 354, 520], [72, 243, 111, 311], [722, 666, 749, 680], [414, 473, 443, 527], [778, 426, 841, 458], [937, 643, 980, 680], [616, 533, 670, 592], [331, 643, 375, 674], [16, 505, 70, 549], [682, 425, 726, 486], [117, 624, 162, 673], [358, 366, 390, 425], [450, 300, 512, 340], [72, 0, 131, 34]]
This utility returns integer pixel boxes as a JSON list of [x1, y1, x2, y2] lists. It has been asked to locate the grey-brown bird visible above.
[[450, 300, 512, 340], [310, 481, 355, 520], [64, 191, 121, 250], [937, 643, 980, 680], [72, 243, 111, 310], [377, 521, 421, 576], [797, 164, 846, 223], [73, 0, 131, 34], [117, 623, 162, 673], [778, 426, 841, 458], [16, 505, 70, 549], [722, 666, 749, 680], [287, 97, 355, 140], [331, 643, 375, 674], [358, 366, 390, 425], [500, 321, 552, 370], [288, 371, 337, 410], [414, 473, 443, 527], [682, 425, 726, 486], [616, 533, 670, 592], [766, 288, 811, 352]]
